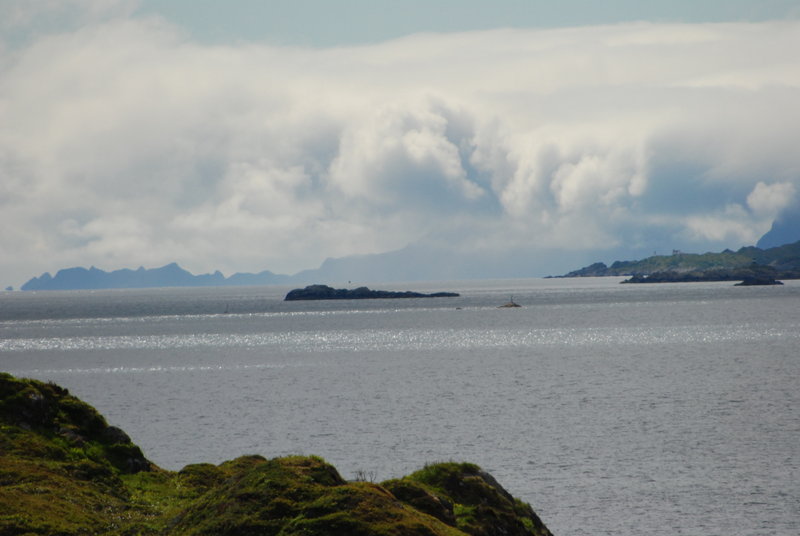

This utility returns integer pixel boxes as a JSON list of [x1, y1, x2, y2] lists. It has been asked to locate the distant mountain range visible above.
[[20, 263, 293, 291], [18, 240, 800, 291], [18, 242, 583, 291], [558, 240, 800, 278]]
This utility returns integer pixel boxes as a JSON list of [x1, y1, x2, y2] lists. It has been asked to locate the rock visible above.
[[0, 373, 152, 474], [734, 275, 783, 286], [620, 264, 789, 284], [386, 462, 555, 536], [284, 284, 459, 301]]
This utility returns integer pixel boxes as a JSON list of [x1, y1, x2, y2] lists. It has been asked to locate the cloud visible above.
[[328, 97, 486, 207], [1, 13, 800, 284], [684, 204, 763, 245], [0, 0, 139, 50], [747, 181, 796, 217]]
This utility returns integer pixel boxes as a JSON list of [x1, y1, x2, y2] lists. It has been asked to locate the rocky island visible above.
[[558, 240, 800, 285], [285, 284, 460, 301], [620, 265, 785, 285], [0, 372, 551, 536]]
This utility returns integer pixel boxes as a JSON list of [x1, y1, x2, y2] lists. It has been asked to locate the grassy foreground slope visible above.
[[0, 373, 553, 536]]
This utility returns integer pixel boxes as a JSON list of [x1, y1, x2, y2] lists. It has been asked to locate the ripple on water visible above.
[[2, 323, 795, 354]]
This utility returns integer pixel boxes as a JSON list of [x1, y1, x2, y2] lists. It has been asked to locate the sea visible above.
[[1, 277, 798, 536]]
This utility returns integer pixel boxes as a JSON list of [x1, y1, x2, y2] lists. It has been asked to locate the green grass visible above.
[[384, 462, 554, 536], [565, 240, 800, 277], [1, 373, 553, 536]]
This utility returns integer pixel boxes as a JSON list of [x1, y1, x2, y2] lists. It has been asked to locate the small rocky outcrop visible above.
[[285, 284, 460, 301], [734, 275, 783, 286]]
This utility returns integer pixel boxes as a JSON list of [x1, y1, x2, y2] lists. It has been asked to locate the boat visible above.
[[498, 296, 521, 308]]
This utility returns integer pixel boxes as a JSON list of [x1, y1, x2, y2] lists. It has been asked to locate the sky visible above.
[[2, 1, 800, 286]]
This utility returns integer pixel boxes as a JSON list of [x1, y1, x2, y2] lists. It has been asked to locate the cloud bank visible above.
[[2, 7, 800, 284]]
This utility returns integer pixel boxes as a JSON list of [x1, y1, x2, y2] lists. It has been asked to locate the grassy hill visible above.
[[0, 373, 553, 536], [560, 240, 800, 278]]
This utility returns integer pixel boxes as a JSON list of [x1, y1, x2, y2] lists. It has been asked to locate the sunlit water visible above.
[[2, 278, 798, 535]]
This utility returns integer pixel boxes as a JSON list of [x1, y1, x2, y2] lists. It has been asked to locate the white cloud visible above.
[[0, 0, 140, 50], [747, 181, 796, 217], [2, 13, 800, 284], [684, 204, 763, 245], [328, 97, 484, 204]]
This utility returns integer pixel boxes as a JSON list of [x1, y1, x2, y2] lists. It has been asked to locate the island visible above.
[[0, 372, 552, 536], [285, 284, 460, 301], [620, 265, 784, 285], [734, 275, 784, 286], [556, 240, 800, 284]]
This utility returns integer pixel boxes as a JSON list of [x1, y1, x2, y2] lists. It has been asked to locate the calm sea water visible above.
[[1, 278, 798, 535]]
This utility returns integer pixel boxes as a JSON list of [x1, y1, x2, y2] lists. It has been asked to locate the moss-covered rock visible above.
[[167, 455, 466, 536], [0, 373, 554, 535], [0, 373, 152, 475], [385, 462, 554, 536], [0, 373, 156, 535], [382, 478, 457, 526]]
